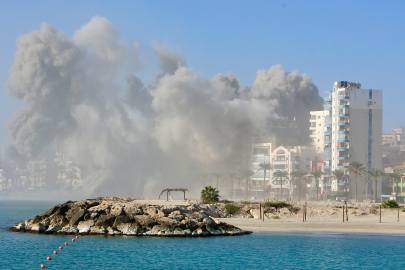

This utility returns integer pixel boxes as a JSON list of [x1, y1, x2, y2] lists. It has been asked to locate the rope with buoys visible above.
[[40, 235, 80, 268]]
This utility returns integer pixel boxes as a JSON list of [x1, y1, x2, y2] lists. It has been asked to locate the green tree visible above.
[[349, 161, 366, 202], [257, 163, 272, 192], [310, 170, 324, 201], [291, 170, 307, 202], [388, 171, 403, 202], [239, 168, 254, 200], [368, 168, 384, 202], [273, 170, 289, 200], [331, 169, 345, 201], [201, 186, 219, 203]]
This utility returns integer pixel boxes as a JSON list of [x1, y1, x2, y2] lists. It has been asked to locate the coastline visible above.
[[218, 217, 405, 235]]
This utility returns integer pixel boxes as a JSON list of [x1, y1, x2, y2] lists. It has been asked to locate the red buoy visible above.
[[59, 246, 63, 250], [41, 264, 46, 269], [47, 257, 52, 261], [72, 238, 75, 242], [53, 251, 58, 255], [65, 242, 68, 246], [76, 236, 79, 239]]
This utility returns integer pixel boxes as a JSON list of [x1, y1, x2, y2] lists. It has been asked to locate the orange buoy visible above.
[[41, 264, 46, 268], [76, 236, 79, 239], [72, 238, 75, 242], [59, 246, 63, 250], [65, 242, 68, 246], [53, 251, 58, 255], [46, 257, 52, 261]]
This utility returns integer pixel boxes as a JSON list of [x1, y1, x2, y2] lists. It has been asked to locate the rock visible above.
[[134, 215, 157, 228], [157, 217, 180, 228], [250, 209, 260, 219], [10, 198, 249, 237], [69, 209, 86, 226], [113, 216, 130, 228], [161, 205, 178, 214], [90, 226, 107, 234], [95, 214, 116, 228], [123, 205, 143, 218], [77, 220, 95, 233], [110, 204, 124, 216], [116, 223, 143, 235]]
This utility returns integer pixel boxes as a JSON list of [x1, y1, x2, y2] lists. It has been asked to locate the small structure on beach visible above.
[[159, 188, 188, 201]]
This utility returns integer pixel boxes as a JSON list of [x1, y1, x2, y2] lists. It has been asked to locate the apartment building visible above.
[[312, 81, 383, 201], [310, 111, 328, 153]]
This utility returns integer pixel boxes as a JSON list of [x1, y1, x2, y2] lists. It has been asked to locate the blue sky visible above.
[[0, 0, 404, 145]]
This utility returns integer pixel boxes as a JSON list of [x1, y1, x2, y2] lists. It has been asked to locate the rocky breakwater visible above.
[[10, 198, 251, 237]]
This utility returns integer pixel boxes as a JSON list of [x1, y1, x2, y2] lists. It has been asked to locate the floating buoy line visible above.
[[40, 235, 80, 268]]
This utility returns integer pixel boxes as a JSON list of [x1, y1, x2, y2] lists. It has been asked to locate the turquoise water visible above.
[[1, 201, 404, 269]]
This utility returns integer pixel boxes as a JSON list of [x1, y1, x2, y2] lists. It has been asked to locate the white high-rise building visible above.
[[312, 81, 383, 201], [309, 111, 328, 153]]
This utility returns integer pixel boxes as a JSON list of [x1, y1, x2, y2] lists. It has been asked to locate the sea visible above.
[[1, 200, 404, 270]]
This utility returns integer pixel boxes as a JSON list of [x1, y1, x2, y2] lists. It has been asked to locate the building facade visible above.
[[313, 81, 383, 201]]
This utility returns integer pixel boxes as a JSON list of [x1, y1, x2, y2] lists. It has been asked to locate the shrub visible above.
[[225, 204, 240, 214], [381, 200, 399, 208], [272, 216, 280, 219], [402, 209, 405, 212], [240, 201, 250, 204], [262, 201, 289, 209]]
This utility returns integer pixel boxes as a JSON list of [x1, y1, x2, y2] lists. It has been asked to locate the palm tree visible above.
[[273, 170, 289, 200], [225, 171, 239, 199], [291, 170, 307, 202], [349, 161, 366, 202], [368, 168, 384, 203], [388, 171, 403, 202], [311, 170, 324, 201], [211, 172, 223, 190], [257, 163, 272, 190], [331, 169, 345, 201], [201, 186, 219, 203], [239, 168, 254, 200]]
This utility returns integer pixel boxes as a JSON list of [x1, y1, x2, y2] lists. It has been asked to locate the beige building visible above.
[[310, 111, 328, 153]]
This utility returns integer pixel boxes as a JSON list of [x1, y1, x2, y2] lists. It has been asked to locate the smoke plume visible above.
[[2, 16, 323, 198]]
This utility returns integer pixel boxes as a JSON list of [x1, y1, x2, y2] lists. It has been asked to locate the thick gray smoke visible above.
[[3, 16, 323, 197]]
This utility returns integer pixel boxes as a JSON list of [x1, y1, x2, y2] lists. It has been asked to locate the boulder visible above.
[[134, 215, 157, 228], [77, 220, 95, 233], [124, 205, 143, 218], [161, 205, 178, 214], [116, 223, 143, 235], [157, 217, 180, 228], [95, 214, 116, 228], [113, 216, 131, 228], [69, 209, 86, 226]]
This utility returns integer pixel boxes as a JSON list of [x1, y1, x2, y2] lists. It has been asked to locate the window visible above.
[[311, 115, 316, 120], [276, 150, 285, 154], [318, 116, 321, 119], [318, 139, 320, 142], [368, 101, 373, 106]]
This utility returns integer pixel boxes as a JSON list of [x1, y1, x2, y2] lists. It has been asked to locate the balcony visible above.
[[325, 106, 332, 110], [324, 132, 331, 135], [337, 157, 349, 160], [325, 123, 332, 127], [338, 96, 350, 100], [324, 141, 332, 144], [325, 90, 332, 93], [338, 131, 349, 134], [337, 148, 349, 151], [338, 121, 349, 126], [337, 165, 349, 169], [325, 98, 332, 102], [338, 105, 349, 108], [339, 182, 349, 186], [324, 166, 331, 169], [338, 114, 350, 117], [337, 139, 350, 143]]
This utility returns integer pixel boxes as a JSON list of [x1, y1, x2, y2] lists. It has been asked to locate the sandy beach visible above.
[[218, 206, 405, 235]]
